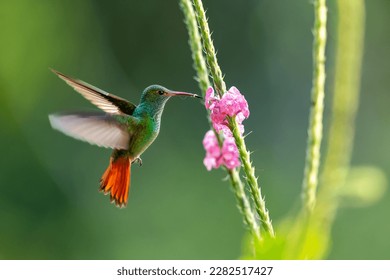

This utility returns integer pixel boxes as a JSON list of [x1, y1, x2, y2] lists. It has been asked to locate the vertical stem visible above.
[[296, 0, 365, 259], [301, 0, 327, 213], [192, 0, 226, 97], [192, 0, 274, 238], [180, 0, 261, 241], [179, 0, 210, 95], [228, 169, 261, 241], [229, 118, 275, 237], [318, 0, 365, 216]]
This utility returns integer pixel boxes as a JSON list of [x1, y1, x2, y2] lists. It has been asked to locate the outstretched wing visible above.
[[51, 69, 137, 116], [49, 113, 131, 150]]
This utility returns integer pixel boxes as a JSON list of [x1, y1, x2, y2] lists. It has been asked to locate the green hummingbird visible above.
[[49, 69, 201, 207]]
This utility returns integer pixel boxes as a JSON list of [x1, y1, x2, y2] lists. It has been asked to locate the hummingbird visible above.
[[49, 69, 201, 207]]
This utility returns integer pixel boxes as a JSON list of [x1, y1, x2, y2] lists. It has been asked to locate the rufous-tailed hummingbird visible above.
[[49, 69, 201, 207]]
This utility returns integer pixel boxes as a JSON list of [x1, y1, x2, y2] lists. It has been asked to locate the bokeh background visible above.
[[0, 0, 389, 259]]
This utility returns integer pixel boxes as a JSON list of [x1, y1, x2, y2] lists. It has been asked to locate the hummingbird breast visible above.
[[127, 115, 160, 159]]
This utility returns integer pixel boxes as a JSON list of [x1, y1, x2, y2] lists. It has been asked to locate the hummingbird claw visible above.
[[133, 157, 143, 166]]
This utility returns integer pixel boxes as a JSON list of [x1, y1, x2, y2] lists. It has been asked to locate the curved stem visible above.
[[228, 169, 261, 241], [192, 0, 274, 238], [301, 0, 327, 213], [180, 0, 261, 241], [192, 0, 226, 97], [318, 0, 365, 217], [296, 0, 365, 259], [229, 118, 274, 237], [179, 0, 210, 95]]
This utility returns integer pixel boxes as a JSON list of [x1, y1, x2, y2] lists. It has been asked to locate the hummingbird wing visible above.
[[49, 113, 131, 150], [51, 69, 137, 116]]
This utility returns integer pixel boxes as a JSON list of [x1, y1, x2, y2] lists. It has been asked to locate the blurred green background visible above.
[[0, 0, 389, 259]]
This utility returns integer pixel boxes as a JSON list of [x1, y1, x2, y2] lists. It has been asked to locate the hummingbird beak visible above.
[[166, 90, 202, 99]]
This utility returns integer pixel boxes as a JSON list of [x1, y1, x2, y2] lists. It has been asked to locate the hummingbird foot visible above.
[[132, 157, 143, 166]]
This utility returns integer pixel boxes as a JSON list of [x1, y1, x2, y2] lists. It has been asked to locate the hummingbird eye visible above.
[[157, 90, 164, 95]]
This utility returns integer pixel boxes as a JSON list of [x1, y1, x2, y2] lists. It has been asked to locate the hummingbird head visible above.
[[138, 85, 201, 119], [140, 85, 200, 104], [140, 85, 201, 110]]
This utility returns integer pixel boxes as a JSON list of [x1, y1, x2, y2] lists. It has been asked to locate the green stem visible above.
[[229, 118, 275, 237], [318, 0, 365, 218], [180, 0, 261, 241], [179, 0, 210, 95], [296, 0, 365, 259], [192, 0, 274, 238], [228, 169, 261, 241], [192, 0, 226, 97], [301, 0, 327, 213]]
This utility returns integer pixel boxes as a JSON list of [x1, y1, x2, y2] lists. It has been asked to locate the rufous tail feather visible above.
[[100, 156, 131, 207]]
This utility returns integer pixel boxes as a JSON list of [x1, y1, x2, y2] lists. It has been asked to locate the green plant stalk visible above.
[[301, 0, 327, 213], [192, 0, 274, 238], [180, 0, 261, 241], [229, 117, 275, 237], [192, 0, 226, 97], [317, 0, 365, 220], [228, 169, 261, 241], [295, 0, 365, 259], [179, 0, 209, 95]]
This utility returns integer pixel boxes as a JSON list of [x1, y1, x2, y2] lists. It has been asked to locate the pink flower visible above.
[[221, 137, 241, 169], [202, 130, 222, 170], [202, 86, 249, 171], [219, 87, 250, 119], [205, 87, 216, 109], [202, 130, 240, 171], [205, 86, 249, 137]]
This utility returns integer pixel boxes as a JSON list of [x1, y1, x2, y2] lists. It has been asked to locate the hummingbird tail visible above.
[[100, 155, 131, 208]]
